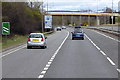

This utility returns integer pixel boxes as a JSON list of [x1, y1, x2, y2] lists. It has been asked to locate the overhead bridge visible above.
[[45, 11, 119, 25], [46, 12, 119, 17]]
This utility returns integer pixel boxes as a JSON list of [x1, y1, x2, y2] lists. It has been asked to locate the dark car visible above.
[[75, 26, 81, 28], [71, 28, 84, 40]]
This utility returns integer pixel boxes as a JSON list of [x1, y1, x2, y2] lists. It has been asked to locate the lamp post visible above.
[[112, 0, 113, 31], [42, 0, 44, 33]]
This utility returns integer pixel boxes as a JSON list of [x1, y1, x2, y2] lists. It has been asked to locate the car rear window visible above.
[[29, 34, 43, 38], [74, 29, 82, 33], [75, 26, 81, 28]]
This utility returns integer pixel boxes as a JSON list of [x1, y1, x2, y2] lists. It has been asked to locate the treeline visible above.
[[2, 2, 43, 36]]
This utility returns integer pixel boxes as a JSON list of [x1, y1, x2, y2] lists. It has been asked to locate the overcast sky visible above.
[[42, 0, 119, 11]]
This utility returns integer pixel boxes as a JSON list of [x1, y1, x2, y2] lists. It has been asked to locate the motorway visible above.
[[2, 28, 119, 78]]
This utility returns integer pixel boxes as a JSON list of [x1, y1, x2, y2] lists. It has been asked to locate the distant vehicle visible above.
[[71, 28, 84, 40], [62, 26, 66, 29], [69, 24, 72, 27], [75, 26, 81, 28], [56, 27, 62, 31], [27, 33, 47, 49]]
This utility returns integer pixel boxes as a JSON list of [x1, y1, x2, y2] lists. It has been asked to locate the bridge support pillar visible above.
[[71, 15, 73, 25], [96, 16, 100, 25], [104, 15, 106, 24], [79, 15, 82, 25], [88, 15, 90, 26]]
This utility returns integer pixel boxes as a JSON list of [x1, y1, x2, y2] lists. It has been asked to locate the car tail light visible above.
[[28, 38, 30, 41], [41, 38, 44, 41]]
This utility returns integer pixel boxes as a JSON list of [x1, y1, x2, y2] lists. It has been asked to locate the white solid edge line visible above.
[[107, 57, 116, 66], [2, 45, 26, 58], [117, 69, 120, 73], [38, 31, 69, 78], [2, 44, 26, 54]]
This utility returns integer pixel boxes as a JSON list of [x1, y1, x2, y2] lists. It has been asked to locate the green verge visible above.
[[2, 35, 28, 49], [2, 31, 56, 50]]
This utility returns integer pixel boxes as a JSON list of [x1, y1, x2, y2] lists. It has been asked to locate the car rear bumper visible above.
[[72, 34, 84, 38], [57, 29, 61, 30], [27, 42, 46, 47]]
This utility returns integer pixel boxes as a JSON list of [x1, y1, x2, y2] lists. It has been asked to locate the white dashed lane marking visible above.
[[85, 34, 119, 73], [38, 31, 69, 78]]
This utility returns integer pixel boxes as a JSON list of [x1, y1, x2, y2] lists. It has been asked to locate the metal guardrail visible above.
[[44, 31, 54, 35], [87, 27, 120, 37]]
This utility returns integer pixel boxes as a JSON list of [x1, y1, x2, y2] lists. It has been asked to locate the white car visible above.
[[62, 26, 66, 29], [27, 33, 47, 49], [56, 27, 62, 31]]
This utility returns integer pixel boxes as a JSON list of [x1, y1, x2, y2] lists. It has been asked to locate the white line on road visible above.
[[41, 71, 46, 74], [107, 57, 116, 66], [45, 64, 50, 68], [48, 62, 52, 65], [44, 67, 48, 71], [117, 69, 120, 73], [1, 44, 26, 58], [38, 75, 44, 78], [100, 50, 106, 56], [38, 31, 69, 78], [94, 30, 120, 42], [85, 34, 117, 70], [49, 59, 53, 62]]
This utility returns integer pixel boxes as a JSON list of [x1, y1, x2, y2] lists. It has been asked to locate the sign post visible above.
[[2, 22, 10, 35]]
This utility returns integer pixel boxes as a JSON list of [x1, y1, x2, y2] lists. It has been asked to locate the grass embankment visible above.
[[2, 35, 28, 49], [2, 31, 56, 49]]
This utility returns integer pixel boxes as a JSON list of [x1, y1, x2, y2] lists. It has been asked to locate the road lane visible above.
[[2, 30, 68, 78], [44, 28, 118, 78], [84, 29, 118, 66], [2, 28, 118, 78]]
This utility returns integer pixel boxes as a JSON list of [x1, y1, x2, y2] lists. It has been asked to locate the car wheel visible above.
[[27, 46, 31, 49], [82, 37, 84, 40], [72, 37, 74, 40], [41, 46, 45, 49]]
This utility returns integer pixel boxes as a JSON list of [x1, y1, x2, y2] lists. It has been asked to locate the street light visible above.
[[112, 0, 113, 31], [47, 0, 48, 15], [42, 0, 44, 33]]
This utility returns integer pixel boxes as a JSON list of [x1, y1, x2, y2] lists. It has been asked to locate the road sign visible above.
[[45, 15, 52, 28], [2, 22, 10, 35]]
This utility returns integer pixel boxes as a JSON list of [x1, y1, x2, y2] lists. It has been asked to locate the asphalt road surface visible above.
[[2, 28, 118, 78]]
